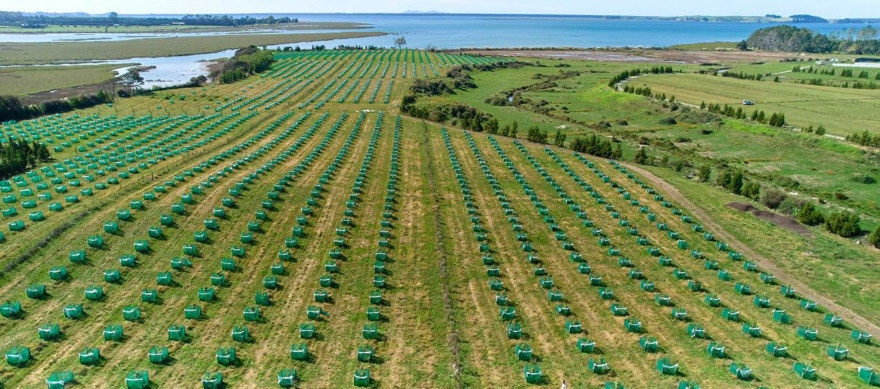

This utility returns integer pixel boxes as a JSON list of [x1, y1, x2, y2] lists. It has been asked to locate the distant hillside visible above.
[[22, 12, 90, 17], [838, 18, 880, 23], [746, 25, 880, 54], [790, 14, 829, 23]]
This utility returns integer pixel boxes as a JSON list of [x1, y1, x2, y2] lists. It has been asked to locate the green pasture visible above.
[[634, 72, 880, 136], [0, 64, 125, 97]]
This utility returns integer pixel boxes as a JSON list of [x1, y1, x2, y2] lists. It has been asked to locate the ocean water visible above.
[[0, 13, 868, 48], [286, 14, 867, 49]]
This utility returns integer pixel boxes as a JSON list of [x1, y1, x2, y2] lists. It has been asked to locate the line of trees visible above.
[[0, 138, 51, 180], [0, 91, 112, 123], [619, 84, 654, 97], [213, 46, 275, 84], [519, 123, 623, 160], [845, 130, 880, 147], [607, 66, 676, 88], [697, 165, 866, 239], [794, 66, 880, 80], [180, 14, 296, 26], [719, 71, 764, 81], [790, 66, 880, 89], [794, 78, 880, 90], [569, 135, 622, 159], [699, 102, 786, 127], [793, 66, 833, 75], [0, 11, 297, 28], [700, 65, 880, 90]]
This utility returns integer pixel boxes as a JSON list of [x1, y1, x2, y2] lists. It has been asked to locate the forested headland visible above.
[[746, 25, 880, 54]]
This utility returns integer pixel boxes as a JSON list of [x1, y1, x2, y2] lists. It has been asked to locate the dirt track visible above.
[[620, 162, 880, 336]]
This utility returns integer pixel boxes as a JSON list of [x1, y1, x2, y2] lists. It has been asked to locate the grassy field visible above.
[[0, 49, 877, 388], [633, 72, 880, 136], [0, 32, 386, 65], [0, 64, 127, 97]]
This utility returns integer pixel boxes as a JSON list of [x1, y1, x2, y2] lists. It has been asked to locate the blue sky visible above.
[[8, 0, 879, 19]]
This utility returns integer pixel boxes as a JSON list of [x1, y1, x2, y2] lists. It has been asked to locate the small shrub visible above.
[[633, 147, 649, 165], [761, 189, 787, 209], [729, 171, 744, 195], [697, 164, 712, 183], [824, 211, 861, 238], [715, 170, 732, 189], [590, 121, 612, 130], [672, 160, 686, 172], [773, 175, 800, 189], [741, 181, 761, 201], [553, 130, 566, 147], [777, 196, 806, 216], [446, 66, 477, 89], [410, 79, 452, 96], [526, 126, 548, 144], [850, 174, 876, 184], [797, 202, 824, 226], [869, 225, 880, 248]]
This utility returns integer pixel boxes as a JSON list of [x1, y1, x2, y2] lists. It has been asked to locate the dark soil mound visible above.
[[727, 202, 812, 237]]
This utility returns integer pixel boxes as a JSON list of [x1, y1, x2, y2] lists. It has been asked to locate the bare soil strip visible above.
[[421, 124, 464, 388], [464, 49, 811, 64]]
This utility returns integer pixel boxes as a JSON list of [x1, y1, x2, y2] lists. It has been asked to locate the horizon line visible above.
[[12, 11, 880, 19]]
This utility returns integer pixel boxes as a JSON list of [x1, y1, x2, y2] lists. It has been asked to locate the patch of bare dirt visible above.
[[727, 202, 812, 237], [463, 48, 807, 64]]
